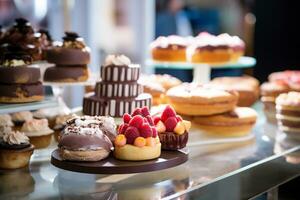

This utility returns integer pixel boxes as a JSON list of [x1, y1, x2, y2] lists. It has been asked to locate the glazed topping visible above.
[[11, 111, 33, 122], [21, 119, 52, 133], [276, 92, 300, 107], [2, 130, 30, 145], [0, 114, 14, 127], [62, 31, 86, 49], [104, 54, 131, 66]]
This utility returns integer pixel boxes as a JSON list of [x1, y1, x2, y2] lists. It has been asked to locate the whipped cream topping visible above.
[[2, 59, 26, 67], [150, 35, 189, 49], [0, 114, 14, 127], [2, 130, 30, 145], [21, 119, 53, 136], [0, 126, 12, 138], [104, 55, 131, 66], [276, 92, 300, 107], [12, 111, 33, 122]]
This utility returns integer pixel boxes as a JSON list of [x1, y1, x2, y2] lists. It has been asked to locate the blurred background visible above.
[[0, 0, 299, 107]]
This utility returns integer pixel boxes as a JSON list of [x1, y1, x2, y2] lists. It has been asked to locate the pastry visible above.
[[53, 114, 74, 142], [150, 35, 189, 62], [44, 32, 90, 82], [154, 105, 191, 150], [208, 76, 260, 106], [21, 119, 53, 149], [0, 128, 34, 169], [11, 111, 33, 129], [166, 83, 238, 116], [58, 115, 116, 161], [0, 114, 14, 131], [114, 107, 161, 161], [260, 81, 290, 123], [276, 92, 300, 136], [218, 33, 245, 62], [32, 108, 62, 128], [83, 55, 152, 117], [193, 107, 257, 137]]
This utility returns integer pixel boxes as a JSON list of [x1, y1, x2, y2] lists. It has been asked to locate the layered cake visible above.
[[276, 92, 300, 136], [83, 55, 152, 117], [0, 52, 44, 103], [44, 32, 90, 82]]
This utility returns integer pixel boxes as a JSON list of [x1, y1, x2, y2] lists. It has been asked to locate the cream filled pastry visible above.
[[11, 111, 33, 126], [58, 115, 116, 161]]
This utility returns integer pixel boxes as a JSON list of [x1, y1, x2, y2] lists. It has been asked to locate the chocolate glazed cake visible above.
[[83, 55, 152, 117]]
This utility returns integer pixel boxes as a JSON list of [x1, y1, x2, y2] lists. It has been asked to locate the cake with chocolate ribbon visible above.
[[83, 55, 152, 117]]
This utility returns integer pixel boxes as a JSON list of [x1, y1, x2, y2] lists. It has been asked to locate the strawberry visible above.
[[146, 115, 154, 126], [118, 123, 129, 134], [124, 126, 140, 144], [153, 116, 161, 125], [132, 108, 142, 116], [139, 123, 152, 138], [141, 106, 150, 117], [161, 105, 176, 122], [164, 117, 177, 132], [151, 127, 158, 137], [129, 115, 144, 128], [176, 115, 183, 122], [123, 113, 131, 124], [156, 120, 166, 133]]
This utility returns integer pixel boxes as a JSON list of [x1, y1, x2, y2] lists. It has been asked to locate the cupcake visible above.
[[11, 111, 33, 130], [32, 108, 61, 128], [114, 107, 161, 161], [53, 114, 75, 142], [21, 119, 53, 149], [58, 115, 116, 161], [154, 105, 191, 150], [0, 128, 34, 169], [0, 114, 14, 130]]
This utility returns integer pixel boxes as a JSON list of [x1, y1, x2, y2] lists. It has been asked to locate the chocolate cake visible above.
[[83, 55, 152, 117]]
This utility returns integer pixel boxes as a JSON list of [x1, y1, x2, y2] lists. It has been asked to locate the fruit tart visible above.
[[114, 107, 161, 161], [154, 105, 191, 150]]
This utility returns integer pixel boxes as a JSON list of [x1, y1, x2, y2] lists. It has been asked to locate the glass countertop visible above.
[[1, 103, 300, 200]]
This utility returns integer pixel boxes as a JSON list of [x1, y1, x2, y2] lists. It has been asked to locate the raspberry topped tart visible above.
[[154, 105, 191, 150], [114, 107, 161, 161]]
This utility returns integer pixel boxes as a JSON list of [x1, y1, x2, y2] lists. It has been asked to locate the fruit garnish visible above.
[[161, 105, 176, 122], [156, 121, 166, 133], [129, 115, 144, 128], [174, 121, 185, 135], [151, 127, 158, 137], [146, 137, 156, 147], [146, 115, 154, 126], [115, 134, 126, 146], [118, 123, 129, 135], [141, 106, 150, 117], [139, 123, 152, 138], [123, 113, 131, 124], [153, 116, 161, 125], [176, 115, 183, 122], [164, 117, 177, 132], [134, 137, 146, 147], [182, 120, 191, 131], [132, 108, 142, 116], [124, 127, 140, 144]]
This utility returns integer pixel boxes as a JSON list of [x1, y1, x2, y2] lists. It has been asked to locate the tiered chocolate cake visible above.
[[83, 55, 152, 117]]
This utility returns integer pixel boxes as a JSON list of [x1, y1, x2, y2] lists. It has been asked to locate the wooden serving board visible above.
[[51, 149, 188, 174]]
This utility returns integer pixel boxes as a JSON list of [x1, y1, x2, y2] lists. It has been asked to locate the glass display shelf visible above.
[[1, 102, 300, 200]]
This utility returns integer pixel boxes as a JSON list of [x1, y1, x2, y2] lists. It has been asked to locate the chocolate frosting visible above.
[[278, 119, 300, 128], [0, 82, 44, 98], [43, 66, 87, 82], [277, 109, 300, 117], [0, 66, 40, 84], [0, 140, 30, 150], [45, 47, 90, 65]]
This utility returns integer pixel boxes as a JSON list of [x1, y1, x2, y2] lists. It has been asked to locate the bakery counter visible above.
[[1, 103, 300, 200]]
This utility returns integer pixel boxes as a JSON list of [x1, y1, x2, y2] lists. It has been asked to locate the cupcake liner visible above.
[[158, 131, 188, 150]]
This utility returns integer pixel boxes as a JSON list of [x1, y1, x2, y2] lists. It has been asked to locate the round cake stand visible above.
[[146, 56, 256, 84]]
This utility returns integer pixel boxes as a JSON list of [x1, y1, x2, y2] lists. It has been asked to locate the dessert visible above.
[[11, 111, 33, 129], [32, 108, 62, 128], [218, 33, 245, 62], [150, 35, 189, 62], [58, 115, 116, 161], [193, 107, 257, 137], [268, 70, 300, 92], [154, 105, 191, 150], [0, 114, 14, 131], [276, 92, 300, 136], [0, 52, 44, 103], [114, 107, 161, 161], [44, 32, 90, 82], [166, 83, 238, 116], [208, 76, 260, 107], [53, 114, 74, 141], [0, 129, 34, 169], [21, 119, 53, 149], [260, 81, 290, 123], [83, 55, 152, 117]]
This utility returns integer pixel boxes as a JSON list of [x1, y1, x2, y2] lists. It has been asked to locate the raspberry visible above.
[[176, 115, 183, 122], [153, 116, 161, 125], [146, 115, 154, 126], [139, 123, 152, 138], [129, 115, 144, 128], [151, 127, 157, 137], [118, 123, 129, 134], [161, 105, 176, 122], [124, 126, 140, 144], [132, 108, 142, 116], [164, 117, 177, 132], [123, 113, 131, 124], [141, 106, 150, 117]]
